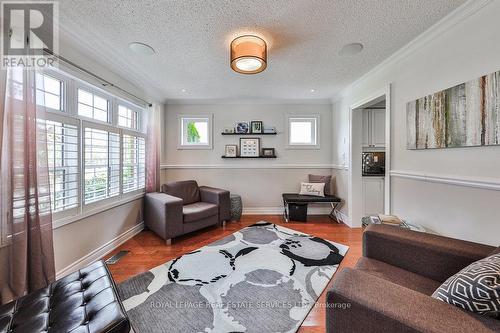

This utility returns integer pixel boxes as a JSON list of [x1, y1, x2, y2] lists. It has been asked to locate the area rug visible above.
[[117, 222, 349, 333]]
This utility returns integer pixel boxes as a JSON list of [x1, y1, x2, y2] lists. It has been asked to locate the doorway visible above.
[[348, 85, 391, 227]]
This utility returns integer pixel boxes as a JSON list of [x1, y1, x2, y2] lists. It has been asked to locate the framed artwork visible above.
[[250, 121, 263, 134], [407, 69, 500, 149], [262, 148, 275, 157], [239, 138, 260, 157], [225, 144, 238, 157], [235, 122, 249, 134]]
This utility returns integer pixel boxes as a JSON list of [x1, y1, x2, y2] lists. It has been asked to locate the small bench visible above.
[[282, 193, 341, 222]]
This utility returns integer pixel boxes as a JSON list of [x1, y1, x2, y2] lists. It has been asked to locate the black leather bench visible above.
[[0, 260, 130, 333], [282, 193, 342, 222]]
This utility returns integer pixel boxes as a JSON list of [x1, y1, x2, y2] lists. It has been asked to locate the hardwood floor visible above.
[[104, 215, 363, 333]]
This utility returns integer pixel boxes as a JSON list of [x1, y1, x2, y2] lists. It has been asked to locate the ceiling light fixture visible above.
[[230, 35, 267, 74], [181, 88, 187, 93], [339, 42, 363, 56], [310, 89, 316, 93], [128, 42, 156, 56]]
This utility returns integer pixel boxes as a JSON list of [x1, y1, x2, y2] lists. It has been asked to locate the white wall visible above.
[[162, 103, 338, 212], [332, 0, 500, 245]]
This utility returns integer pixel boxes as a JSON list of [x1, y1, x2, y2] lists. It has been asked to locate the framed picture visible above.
[[225, 144, 238, 157], [239, 138, 260, 157], [262, 148, 275, 157], [235, 122, 249, 134], [250, 121, 263, 134]]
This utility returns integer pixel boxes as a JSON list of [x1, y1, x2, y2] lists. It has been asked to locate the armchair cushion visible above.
[[363, 224, 495, 282], [183, 202, 218, 223], [327, 268, 500, 333], [199, 186, 231, 221], [355, 257, 441, 295], [162, 180, 200, 205]]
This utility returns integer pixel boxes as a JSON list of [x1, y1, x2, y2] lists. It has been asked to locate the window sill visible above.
[[52, 192, 145, 230]]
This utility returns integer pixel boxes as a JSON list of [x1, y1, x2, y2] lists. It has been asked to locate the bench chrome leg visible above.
[[165, 239, 172, 246]]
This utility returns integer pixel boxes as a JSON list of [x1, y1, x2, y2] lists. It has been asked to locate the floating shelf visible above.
[[221, 132, 277, 135], [221, 156, 277, 159]]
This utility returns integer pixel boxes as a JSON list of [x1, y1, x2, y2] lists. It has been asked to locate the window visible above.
[[36, 73, 63, 111], [46, 120, 79, 214], [33, 68, 147, 223], [287, 115, 320, 149], [78, 88, 110, 122], [84, 127, 120, 204], [118, 105, 139, 130], [122, 134, 146, 193], [178, 115, 212, 149]]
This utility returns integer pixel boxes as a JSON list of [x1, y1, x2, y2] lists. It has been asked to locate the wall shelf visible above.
[[221, 132, 277, 135], [221, 156, 277, 159]]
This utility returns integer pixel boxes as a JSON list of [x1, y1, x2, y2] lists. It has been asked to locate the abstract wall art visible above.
[[407, 69, 499, 149]]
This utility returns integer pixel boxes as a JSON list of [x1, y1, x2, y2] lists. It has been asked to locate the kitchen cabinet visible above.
[[362, 109, 385, 148], [363, 177, 384, 216]]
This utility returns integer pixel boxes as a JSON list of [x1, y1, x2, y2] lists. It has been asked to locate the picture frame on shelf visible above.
[[262, 148, 275, 157], [235, 122, 249, 134], [239, 138, 260, 157], [250, 121, 263, 134], [224, 144, 238, 157]]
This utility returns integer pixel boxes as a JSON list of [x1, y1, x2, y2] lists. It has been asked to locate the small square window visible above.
[[178, 115, 212, 149], [77, 88, 110, 122], [118, 105, 139, 130], [35, 73, 63, 111], [287, 115, 320, 149]]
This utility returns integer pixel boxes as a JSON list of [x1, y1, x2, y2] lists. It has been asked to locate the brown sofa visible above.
[[327, 224, 500, 333], [144, 180, 230, 244]]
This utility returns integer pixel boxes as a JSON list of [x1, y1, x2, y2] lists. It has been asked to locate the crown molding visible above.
[[331, 0, 492, 103], [165, 98, 333, 105]]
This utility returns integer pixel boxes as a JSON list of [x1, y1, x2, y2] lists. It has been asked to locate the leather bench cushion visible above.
[[162, 180, 200, 205], [0, 260, 130, 333], [355, 257, 441, 296], [183, 202, 218, 223]]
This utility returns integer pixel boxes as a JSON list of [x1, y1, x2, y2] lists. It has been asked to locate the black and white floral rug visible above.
[[117, 222, 348, 333]]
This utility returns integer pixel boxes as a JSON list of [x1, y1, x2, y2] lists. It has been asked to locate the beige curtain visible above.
[[0, 68, 55, 304], [146, 103, 161, 193]]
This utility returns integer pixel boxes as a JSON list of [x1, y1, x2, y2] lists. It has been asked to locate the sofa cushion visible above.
[[183, 202, 218, 223], [309, 174, 333, 196], [355, 257, 441, 295], [162, 180, 200, 205], [432, 253, 500, 318]]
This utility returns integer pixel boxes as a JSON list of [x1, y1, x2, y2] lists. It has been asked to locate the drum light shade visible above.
[[230, 35, 267, 74]]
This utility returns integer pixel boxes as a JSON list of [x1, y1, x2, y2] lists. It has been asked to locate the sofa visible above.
[[144, 180, 230, 244], [0, 261, 130, 333], [327, 224, 500, 333]]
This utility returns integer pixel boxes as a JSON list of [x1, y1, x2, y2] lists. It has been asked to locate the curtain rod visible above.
[[43, 48, 152, 107]]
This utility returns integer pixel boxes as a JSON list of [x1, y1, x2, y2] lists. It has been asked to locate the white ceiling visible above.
[[57, 0, 466, 103]]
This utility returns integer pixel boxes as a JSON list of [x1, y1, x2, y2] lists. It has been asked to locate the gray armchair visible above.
[[144, 180, 230, 244]]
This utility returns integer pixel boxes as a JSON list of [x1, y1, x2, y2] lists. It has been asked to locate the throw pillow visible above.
[[309, 174, 333, 196], [299, 182, 325, 197], [432, 253, 500, 318]]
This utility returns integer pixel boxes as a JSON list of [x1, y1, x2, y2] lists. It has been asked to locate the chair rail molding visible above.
[[161, 163, 347, 170], [390, 170, 500, 191]]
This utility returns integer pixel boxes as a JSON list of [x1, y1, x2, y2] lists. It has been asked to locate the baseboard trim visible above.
[[56, 222, 145, 279], [390, 170, 500, 192], [242, 206, 333, 215], [334, 210, 350, 224]]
